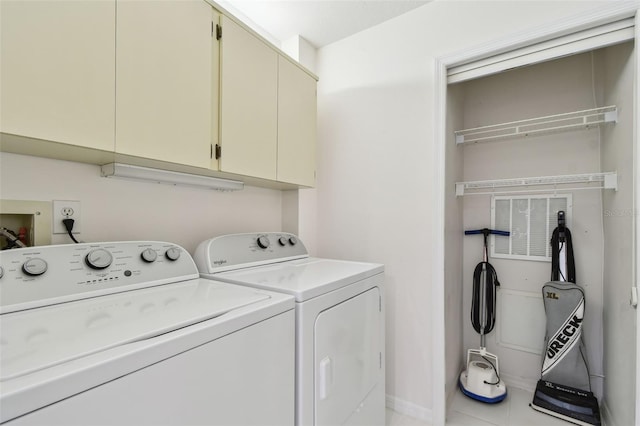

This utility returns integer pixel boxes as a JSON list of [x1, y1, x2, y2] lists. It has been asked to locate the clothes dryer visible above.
[[194, 232, 385, 426], [0, 241, 295, 425]]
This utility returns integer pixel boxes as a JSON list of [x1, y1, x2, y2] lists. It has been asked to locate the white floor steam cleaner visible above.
[[459, 228, 509, 404]]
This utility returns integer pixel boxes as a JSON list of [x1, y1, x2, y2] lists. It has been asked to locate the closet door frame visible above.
[[432, 4, 639, 426]]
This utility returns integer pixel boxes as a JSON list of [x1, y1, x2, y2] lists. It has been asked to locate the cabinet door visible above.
[[116, 0, 213, 168], [277, 57, 317, 187], [0, 1, 115, 151], [219, 16, 278, 180]]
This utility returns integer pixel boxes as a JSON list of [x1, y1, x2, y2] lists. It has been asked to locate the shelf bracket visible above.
[[604, 173, 618, 191], [604, 109, 618, 123]]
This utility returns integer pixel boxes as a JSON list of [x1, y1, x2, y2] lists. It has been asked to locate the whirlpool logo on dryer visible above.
[[213, 259, 227, 266]]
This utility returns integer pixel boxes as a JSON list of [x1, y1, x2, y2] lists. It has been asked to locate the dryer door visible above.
[[314, 287, 382, 425]]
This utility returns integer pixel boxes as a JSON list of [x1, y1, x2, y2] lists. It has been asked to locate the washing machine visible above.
[[0, 241, 295, 425], [194, 232, 385, 426]]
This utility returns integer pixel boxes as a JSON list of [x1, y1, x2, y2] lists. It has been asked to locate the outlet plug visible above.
[[53, 200, 81, 234]]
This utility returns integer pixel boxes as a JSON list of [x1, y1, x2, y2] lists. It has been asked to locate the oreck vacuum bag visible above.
[[540, 281, 589, 390], [530, 212, 601, 426]]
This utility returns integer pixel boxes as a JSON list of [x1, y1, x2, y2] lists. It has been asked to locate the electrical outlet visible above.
[[53, 200, 81, 234]]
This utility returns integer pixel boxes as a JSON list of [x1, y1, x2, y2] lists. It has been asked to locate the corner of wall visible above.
[[281, 189, 299, 235], [281, 34, 317, 74]]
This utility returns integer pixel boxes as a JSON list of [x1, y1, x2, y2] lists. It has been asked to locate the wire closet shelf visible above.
[[454, 106, 617, 145], [454, 105, 619, 196], [456, 172, 618, 196]]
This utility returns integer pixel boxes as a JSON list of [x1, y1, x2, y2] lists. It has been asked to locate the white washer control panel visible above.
[[0, 241, 197, 314]]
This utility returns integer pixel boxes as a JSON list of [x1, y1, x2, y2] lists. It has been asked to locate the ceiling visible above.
[[217, 0, 430, 48]]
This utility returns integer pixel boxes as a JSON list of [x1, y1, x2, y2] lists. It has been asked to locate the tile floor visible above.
[[447, 386, 570, 426], [386, 408, 431, 426], [387, 386, 572, 426]]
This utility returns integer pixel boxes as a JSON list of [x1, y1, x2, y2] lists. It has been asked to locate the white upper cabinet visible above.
[[115, 0, 215, 168], [1, 1, 316, 188], [219, 16, 317, 186], [0, 0, 115, 151], [219, 15, 279, 180], [277, 56, 317, 187]]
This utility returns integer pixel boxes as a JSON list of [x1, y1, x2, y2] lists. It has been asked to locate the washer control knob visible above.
[[0, 266, 4, 279], [140, 248, 158, 263], [289, 236, 297, 246], [85, 249, 113, 270], [257, 236, 270, 249], [278, 237, 287, 246], [23, 258, 48, 276], [165, 247, 181, 261]]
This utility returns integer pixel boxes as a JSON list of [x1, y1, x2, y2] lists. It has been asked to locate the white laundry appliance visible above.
[[194, 232, 385, 426], [0, 241, 295, 426]]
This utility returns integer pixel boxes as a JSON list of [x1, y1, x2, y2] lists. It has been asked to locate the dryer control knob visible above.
[[278, 237, 287, 246], [257, 236, 270, 249], [165, 247, 181, 261], [289, 236, 297, 246], [23, 258, 48, 276], [85, 249, 113, 270], [0, 266, 4, 279], [140, 248, 158, 263]]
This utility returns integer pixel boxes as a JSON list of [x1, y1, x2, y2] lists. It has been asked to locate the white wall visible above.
[[308, 0, 611, 419], [0, 153, 283, 254], [444, 83, 464, 404], [598, 41, 637, 426]]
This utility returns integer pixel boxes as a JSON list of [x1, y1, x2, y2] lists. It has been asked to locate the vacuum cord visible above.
[[481, 355, 501, 386], [556, 242, 566, 281], [471, 262, 499, 334], [551, 227, 575, 283]]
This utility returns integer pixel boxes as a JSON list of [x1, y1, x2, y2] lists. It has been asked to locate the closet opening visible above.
[[437, 19, 638, 426]]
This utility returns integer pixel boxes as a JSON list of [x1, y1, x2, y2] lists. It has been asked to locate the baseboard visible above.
[[386, 394, 433, 424], [499, 372, 538, 393]]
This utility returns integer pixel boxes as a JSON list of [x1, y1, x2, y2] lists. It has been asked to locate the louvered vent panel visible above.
[[530, 198, 548, 257], [494, 200, 510, 255], [491, 195, 571, 262], [512, 199, 529, 256]]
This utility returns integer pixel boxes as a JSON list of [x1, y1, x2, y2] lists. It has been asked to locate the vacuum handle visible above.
[[464, 228, 510, 237], [557, 210, 566, 243], [466, 228, 510, 263]]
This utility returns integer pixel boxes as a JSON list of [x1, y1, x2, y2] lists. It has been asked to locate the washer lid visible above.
[[215, 258, 383, 302], [0, 279, 269, 381]]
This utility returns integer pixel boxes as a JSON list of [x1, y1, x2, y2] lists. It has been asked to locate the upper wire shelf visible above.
[[455, 106, 618, 145]]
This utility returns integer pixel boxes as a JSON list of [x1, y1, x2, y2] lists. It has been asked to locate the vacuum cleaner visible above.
[[459, 228, 509, 404], [530, 211, 601, 426]]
